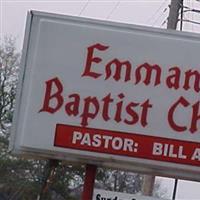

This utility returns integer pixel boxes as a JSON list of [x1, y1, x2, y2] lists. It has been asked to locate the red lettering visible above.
[[114, 93, 125, 123], [183, 70, 200, 93], [39, 77, 63, 114], [102, 93, 114, 121], [105, 59, 132, 82], [65, 94, 80, 116], [166, 67, 181, 90], [140, 99, 152, 127], [190, 101, 200, 133], [80, 97, 100, 126], [168, 97, 189, 132], [82, 43, 109, 79], [124, 102, 139, 125], [135, 62, 161, 86]]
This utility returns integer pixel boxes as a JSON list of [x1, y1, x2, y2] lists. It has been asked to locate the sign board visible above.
[[93, 189, 168, 200], [10, 11, 200, 180]]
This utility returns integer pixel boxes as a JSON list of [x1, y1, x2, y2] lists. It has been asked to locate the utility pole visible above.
[[167, 0, 183, 29], [167, 1, 183, 200], [142, 0, 184, 197]]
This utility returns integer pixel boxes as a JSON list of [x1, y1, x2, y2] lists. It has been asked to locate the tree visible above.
[[0, 37, 19, 135], [96, 168, 143, 194], [0, 37, 44, 200]]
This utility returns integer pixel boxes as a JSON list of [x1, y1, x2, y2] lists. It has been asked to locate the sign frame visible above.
[[10, 10, 200, 181]]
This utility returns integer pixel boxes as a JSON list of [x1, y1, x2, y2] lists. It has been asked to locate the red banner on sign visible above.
[[54, 124, 200, 167]]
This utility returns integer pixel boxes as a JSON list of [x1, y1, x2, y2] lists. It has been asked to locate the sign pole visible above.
[[82, 164, 97, 200]]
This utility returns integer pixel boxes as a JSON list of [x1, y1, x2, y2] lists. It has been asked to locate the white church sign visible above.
[[10, 11, 200, 181]]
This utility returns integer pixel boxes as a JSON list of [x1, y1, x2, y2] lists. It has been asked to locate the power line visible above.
[[106, 1, 120, 19], [160, 17, 168, 28], [177, 0, 200, 28], [78, 0, 91, 16], [146, 0, 169, 24], [151, 2, 170, 27], [182, 18, 200, 25], [152, 8, 168, 27], [186, 8, 200, 13], [191, 0, 194, 31], [180, 0, 184, 30]]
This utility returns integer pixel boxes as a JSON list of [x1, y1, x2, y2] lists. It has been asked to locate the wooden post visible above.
[[82, 164, 97, 200], [37, 159, 59, 200], [142, 175, 155, 196]]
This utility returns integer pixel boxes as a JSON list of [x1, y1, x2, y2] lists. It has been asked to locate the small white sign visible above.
[[93, 189, 168, 200]]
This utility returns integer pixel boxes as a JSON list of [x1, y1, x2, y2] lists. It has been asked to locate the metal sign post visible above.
[[82, 164, 97, 200]]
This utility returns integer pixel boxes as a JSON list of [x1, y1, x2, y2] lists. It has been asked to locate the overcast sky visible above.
[[1, 0, 200, 199], [2, 0, 200, 49]]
